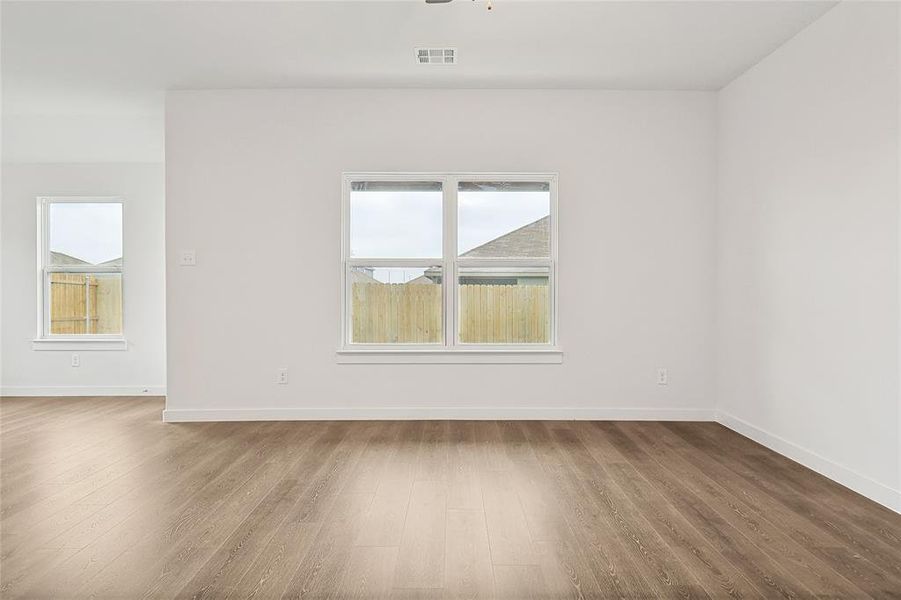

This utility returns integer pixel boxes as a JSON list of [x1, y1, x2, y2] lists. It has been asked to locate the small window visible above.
[[341, 174, 556, 353], [38, 198, 124, 339]]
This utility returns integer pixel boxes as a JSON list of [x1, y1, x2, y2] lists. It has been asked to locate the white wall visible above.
[[165, 89, 716, 420], [717, 1, 901, 511], [3, 114, 164, 164], [2, 91, 164, 164], [0, 163, 167, 395]]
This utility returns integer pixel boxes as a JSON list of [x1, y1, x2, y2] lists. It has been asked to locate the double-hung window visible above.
[[34, 197, 125, 350], [340, 173, 559, 362]]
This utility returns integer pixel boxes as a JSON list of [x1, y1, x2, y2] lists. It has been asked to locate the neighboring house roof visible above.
[[50, 251, 90, 265], [422, 216, 550, 283], [405, 275, 435, 285], [350, 268, 380, 284], [49, 251, 122, 267], [461, 216, 549, 258]]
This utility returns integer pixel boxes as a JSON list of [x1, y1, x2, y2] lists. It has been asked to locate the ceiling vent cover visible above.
[[416, 47, 456, 65]]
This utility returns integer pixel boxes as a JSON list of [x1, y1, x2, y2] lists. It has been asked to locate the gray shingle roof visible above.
[[50, 251, 90, 265], [49, 251, 122, 267], [461, 216, 549, 258]]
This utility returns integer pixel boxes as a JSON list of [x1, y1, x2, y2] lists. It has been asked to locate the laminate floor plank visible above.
[[667, 420, 901, 593], [2, 398, 900, 600], [132, 423, 339, 600], [1, 416, 175, 505], [670, 422, 901, 544], [479, 469, 539, 567], [279, 493, 374, 600], [546, 426, 713, 599], [1, 422, 254, 597], [446, 421, 483, 511], [336, 546, 399, 600], [354, 475, 414, 548], [493, 564, 549, 600], [523, 422, 664, 598], [631, 422, 897, 598], [444, 508, 494, 600], [393, 479, 447, 589], [597, 422, 819, 600], [172, 424, 355, 600], [355, 421, 421, 547], [615, 422, 868, 599], [21, 422, 283, 599], [502, 423, 568, 543], [415, 420, 450, 482]]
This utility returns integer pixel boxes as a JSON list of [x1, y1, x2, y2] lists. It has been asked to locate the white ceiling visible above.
[[1, 0, 836, 162], [4, 1, 837, 103]]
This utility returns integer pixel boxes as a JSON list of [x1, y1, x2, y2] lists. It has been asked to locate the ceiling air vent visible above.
[[416, 47, 456, 65]]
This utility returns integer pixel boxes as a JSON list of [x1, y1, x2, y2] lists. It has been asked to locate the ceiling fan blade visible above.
[[425, 0, 454, 3]]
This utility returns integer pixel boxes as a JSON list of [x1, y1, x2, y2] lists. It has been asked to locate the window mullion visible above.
[[85, 274, 92, 334], [444, 176, 458, 347], [455, 258, 552, 269], [345, 258, 439, 268], [46, 265, 122, 274], [43, 270, 50, 337]]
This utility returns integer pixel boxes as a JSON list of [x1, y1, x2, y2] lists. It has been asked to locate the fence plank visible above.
[[350, 282, 548, 345], [49, 273, 121, 335]]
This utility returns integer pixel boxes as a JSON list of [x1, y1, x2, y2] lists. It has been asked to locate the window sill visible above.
[[337, 347, 563, 364], [33, 338, 127, 351]]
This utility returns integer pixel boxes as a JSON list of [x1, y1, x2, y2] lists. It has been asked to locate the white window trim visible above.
[[33, 196, 127, 351], [338, 172, 561, 364]]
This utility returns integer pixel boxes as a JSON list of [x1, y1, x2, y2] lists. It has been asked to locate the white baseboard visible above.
[[0, 385, 166, 397], [162, 406, 715, 423], [717, 411, 901, 514]]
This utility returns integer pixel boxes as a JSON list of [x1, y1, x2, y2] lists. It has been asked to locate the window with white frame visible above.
[[341, 174, 556, 351], [37, 197, 124, 339]]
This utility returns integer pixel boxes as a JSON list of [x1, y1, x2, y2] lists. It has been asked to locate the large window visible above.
[[341, 174, 557, 356], [36, 197, 124, 345]]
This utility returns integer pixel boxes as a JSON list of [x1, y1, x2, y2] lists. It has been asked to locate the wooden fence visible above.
[[459, 284, 549, 343], [50, 273, 122, 334], [352, 282, 548, 344]]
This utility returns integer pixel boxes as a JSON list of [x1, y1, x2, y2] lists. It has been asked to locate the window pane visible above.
[[458, 267, 549, 344], [49, 273, 122, 335], [350, 266, 442, 343], [458, 182, 550, 258], [49, 203, 123, 266], [350, 182, 442, 258]]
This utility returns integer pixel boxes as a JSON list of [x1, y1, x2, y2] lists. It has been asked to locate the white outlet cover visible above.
[[178, 251, 196, 266]]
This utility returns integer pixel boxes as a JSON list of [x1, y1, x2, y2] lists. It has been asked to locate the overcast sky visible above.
[[49, 203, 123, 265], [351, 189, 549, 283], [350, 190, 549, 259]]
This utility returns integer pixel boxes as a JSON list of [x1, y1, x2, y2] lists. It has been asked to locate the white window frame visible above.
[[338, 172, 561, 364], [33, 196, 127, 351]]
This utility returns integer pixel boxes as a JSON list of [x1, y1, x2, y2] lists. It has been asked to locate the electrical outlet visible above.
[[657, 368, 668, 385], [71, 354, 80, 368], [277, 369, 288, 385], [178, 250, 196, 266]]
